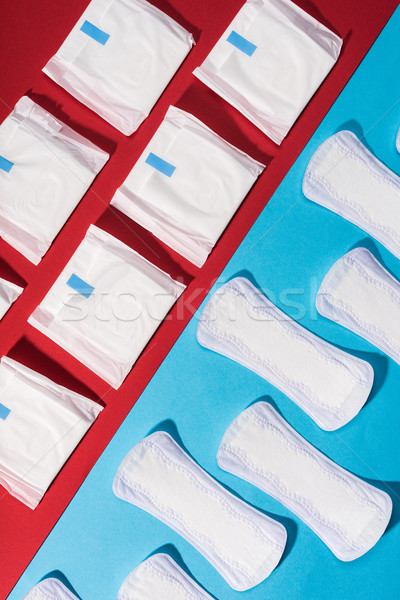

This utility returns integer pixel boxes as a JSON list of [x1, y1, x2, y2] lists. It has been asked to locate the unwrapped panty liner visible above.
[[0, 277, 23, 321], [113, 431, 287, 591], [317, 247, 400, 364], [303, 130, 400, 260], [117, 553, 214, 600], [197, 277, 373, 430], [28, 225, 185, 389], [0, 96, 109, 264], [193, 0, 342, 144], [218, 402, 392, 561], [0, 357, 102, 509], [396, 125, 400, 153], [43, 0, 194, 134], [111, 105, 265, 267], [23, 578, 79, 600]]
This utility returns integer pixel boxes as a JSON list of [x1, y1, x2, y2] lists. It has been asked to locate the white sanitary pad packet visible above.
[[111, 105, 265, 267], [113, 431, 287, 591], [43, 0, 195, 135], [0, 356, 102, 509], [197, 277, 373, 431], [23, 579, 79, 600], [0, 96, 109, 264], [193, 0, 342, 144], [218, 401, 392, 561], [317, 247, 400, 365], [303, 130, 400, 261], [117, 553, 213, 600], [0, 277, 23, 321], [28, 225, 185, 389]]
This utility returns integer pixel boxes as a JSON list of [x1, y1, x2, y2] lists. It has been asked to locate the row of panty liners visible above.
[[302, 129, 400, 360], [112, 416, 391, 591], [0, 356, 102, 509], [43, 0, 195, 135], [0, 96, 109, 264], [42, 0, 342, 144], [0, 277, 23, 321], [111, 105, 265, 267], [28, 224, 185, 389], [23, 554, 215, 600], [193, 0, 343, 144], [197, 277, 374, 431]]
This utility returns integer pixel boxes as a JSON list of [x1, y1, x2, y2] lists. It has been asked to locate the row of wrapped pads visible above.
[[0, 0, 347, 514]]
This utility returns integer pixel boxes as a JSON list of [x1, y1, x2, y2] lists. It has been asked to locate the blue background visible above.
[[8, 8, 400, 600]]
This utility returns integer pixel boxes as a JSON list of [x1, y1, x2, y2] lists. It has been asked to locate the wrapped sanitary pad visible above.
[[0, 96, 109, 264], [194, 0, 342, 144], [0, 357, 102, 509], [0, 277, 23, 321], [43, 0, 195, 134], [29, 225, 185, 389], [111, 106, 265, 267]]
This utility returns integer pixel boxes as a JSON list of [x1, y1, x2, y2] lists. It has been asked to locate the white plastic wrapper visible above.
[[0, 96, 109, 265], [28, 225, 186, 389], [317, 247, 400, 365], [303, 130, 400, 261], [218, 402, 392, 561], [0, 277, 23, 321], [43, 0, 195, 135], [22, 579, 79, 600], [193, 0, 342, 145], [113, 431, 287, 591], [117, 554, 214, 600], [111, 106, 265, 266], [0, 357, 102, 509], [197, 277, 373, 431]]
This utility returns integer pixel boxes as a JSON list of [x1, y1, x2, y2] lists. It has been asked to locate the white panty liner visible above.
[[117, 553, 213, 600], [197, 277, 373, 431], [111, 105, 265, 267], [303, 130, 400, 261], [193, 0, 342, 144], [218, 402, 392, 561], [317, 247, 400, 365], [0, 277, 23, 321], [22, 578, 79, 600], [397, 125, 400, 153], [113, 431, 287, 591]]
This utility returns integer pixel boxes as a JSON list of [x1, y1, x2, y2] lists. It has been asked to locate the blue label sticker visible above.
[[0, 156, 14, 173], [0, 403, 10, 420], [80, 20, 110, 45], [226, 31, 257, 56], [67, 274, 95, 299], [145, 153, 176, 177]]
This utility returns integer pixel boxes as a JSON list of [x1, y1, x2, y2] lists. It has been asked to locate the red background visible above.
[[0, 0, 398, 597]]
